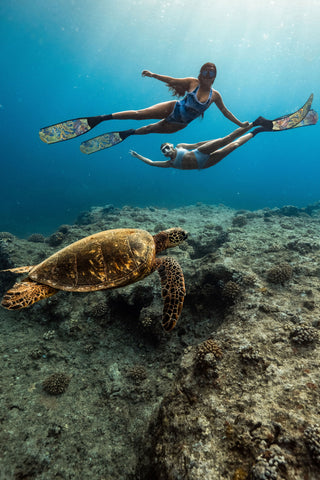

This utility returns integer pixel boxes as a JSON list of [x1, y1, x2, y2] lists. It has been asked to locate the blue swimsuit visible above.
[[171, 147, 210, 170], [166, 86, 213, 125]]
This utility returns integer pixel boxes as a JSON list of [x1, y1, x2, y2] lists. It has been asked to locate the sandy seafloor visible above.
[[1, 202, 320, 480]]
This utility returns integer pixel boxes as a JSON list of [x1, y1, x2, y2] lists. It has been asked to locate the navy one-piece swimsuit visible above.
[[166, 86, 213, 125]]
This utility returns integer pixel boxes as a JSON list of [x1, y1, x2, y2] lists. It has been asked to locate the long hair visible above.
[[166, 82, 188, 98]]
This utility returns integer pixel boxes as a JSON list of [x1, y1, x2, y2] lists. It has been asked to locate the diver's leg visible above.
[[118, 119, 185, 142], [206, 131, 255, 168], [133, 119, 186, 135], [198, 124, 253, 155], [111, 101, 176, 120]]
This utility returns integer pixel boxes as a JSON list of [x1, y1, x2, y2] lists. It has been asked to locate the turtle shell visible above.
[[28, 229, 156, 292]]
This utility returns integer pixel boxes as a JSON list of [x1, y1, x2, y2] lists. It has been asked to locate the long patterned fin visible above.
[[80, 129, 134, 154], [1, 280, 57, 310], [39, 115, 111, 144], [272, 94, 313, 131], [292, 109, 318, 129], [40, 118, 91, 144], [80, 132, 123, 154], [155, 257, 185, 332]]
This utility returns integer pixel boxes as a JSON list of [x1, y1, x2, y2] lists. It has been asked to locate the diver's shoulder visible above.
[[210, 88, 221, 101], [211, 88, 220, 96], [186, 77, 199, 90]]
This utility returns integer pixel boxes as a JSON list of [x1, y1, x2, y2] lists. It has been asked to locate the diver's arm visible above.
[[130, 150, 172, 168], [214, 91, 249, 127], [142, 71, 195, 91]]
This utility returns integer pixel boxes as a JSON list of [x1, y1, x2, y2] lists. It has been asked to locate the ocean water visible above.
[[1, 0, 319, 237]]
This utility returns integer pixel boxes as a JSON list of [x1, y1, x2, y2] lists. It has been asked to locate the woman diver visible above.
[[39, 63, 249, 153]]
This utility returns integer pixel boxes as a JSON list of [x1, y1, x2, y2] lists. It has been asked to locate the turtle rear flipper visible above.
[[156, 257, 186, 332], [1, 280, 57, 310], [1, 266, 34, 274]]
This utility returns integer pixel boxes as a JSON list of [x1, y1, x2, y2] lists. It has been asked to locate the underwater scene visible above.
[[1, 0, 320, 478]]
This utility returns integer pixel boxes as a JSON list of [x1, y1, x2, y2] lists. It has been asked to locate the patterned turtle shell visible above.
[[28, 229, 156, 292]]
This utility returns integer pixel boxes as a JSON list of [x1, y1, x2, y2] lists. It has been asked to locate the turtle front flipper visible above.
[[155, 257, 186, 332], [1, 279, 57, 310]]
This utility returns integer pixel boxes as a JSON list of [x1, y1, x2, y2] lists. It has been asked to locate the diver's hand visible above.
[[142, 70, 153, 78], [130, 150, 140, 158], [241, 121, 250, 127]]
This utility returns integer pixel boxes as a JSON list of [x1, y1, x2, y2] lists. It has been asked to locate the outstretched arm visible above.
[[214, 91, 249, 127], [142, 70, 196, 93], [130, 150, 172, 168]]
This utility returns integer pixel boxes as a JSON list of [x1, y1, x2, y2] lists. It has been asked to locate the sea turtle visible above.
[[1, 227, 188, 331]]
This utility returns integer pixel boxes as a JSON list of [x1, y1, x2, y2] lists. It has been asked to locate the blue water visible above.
[[1, 0, 319, 237]]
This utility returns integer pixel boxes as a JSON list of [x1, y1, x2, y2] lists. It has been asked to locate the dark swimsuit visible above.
[[166, 86, 213, 125]]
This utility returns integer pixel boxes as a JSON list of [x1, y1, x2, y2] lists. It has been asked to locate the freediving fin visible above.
[[80, 129, 134, 154], [39, 115, 112, 144], [291, 109, 318, 129], [272, 94, 314, 131]]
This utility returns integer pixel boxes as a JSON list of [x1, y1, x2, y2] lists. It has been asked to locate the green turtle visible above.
[[1, 227, 187, 331]]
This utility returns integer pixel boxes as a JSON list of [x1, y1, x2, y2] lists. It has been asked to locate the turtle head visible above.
[[154, 227, 188, 253], [165, 227, 188, 247]]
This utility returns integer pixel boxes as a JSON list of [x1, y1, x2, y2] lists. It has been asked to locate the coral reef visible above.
[[57, 224, 70, 234], [304, 424, 320, 464], [47, 231, 65, 246], [238, 344, 263, 364], [89, 301, 110, 319], [1, 203, 320, 479], [126, 364, 147, 383], [42, 372, 70, 395], [222, 280, 242, 303], [266, 262, 293, 284], [0, 232, 15, 241], [27, 233, 45, 243], [250, 446, 286, 479], [232, 214, 248, 227], [195, 338, 223, 366], [289, 324, 319, 345]]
